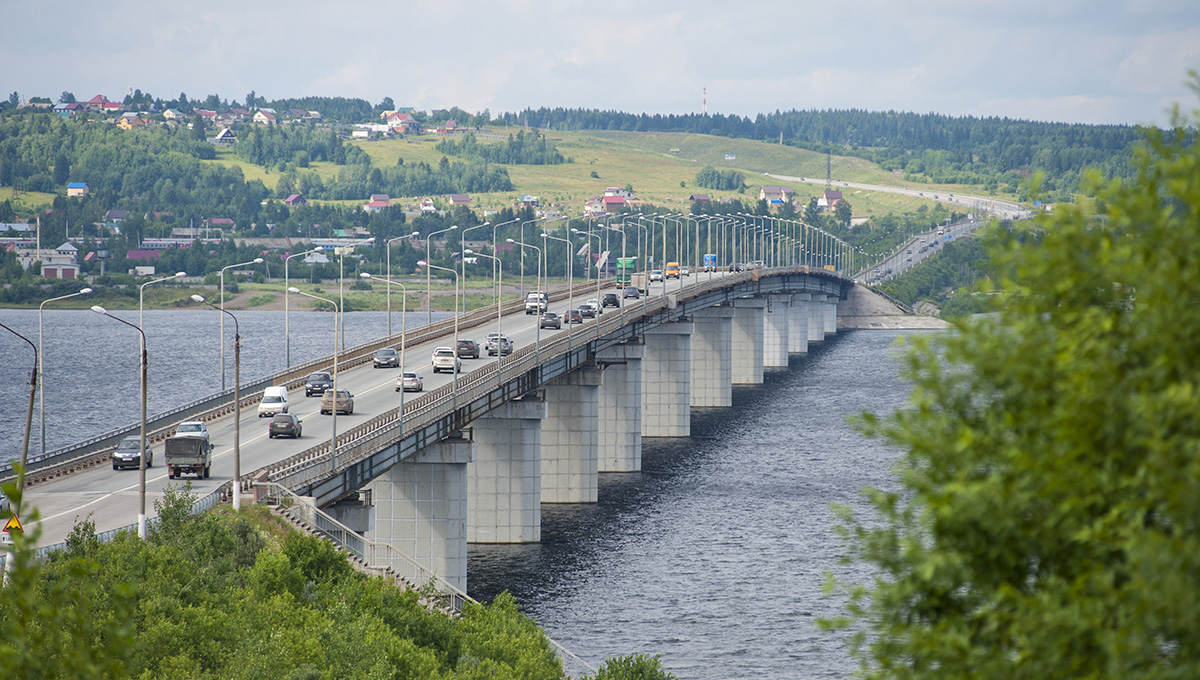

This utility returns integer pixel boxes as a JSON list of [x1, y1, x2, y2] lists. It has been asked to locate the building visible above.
[[211, 128, 237, 146], [759, 186, 795, 204], [67, 182, 89, 198], [253, 110, 277, 125], [448, 194, 471, 207], [689, 193, 711, 204], [39, 242, 81, 279], [105, 209, 129, 222], [602, 195, 626, 213], [284, 194, 307, 206], [364, 198, 392, 214]]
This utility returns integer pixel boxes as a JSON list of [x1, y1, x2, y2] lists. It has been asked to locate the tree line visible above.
[[435, 129, 567, 165]]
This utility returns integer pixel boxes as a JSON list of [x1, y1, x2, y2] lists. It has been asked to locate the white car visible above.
[[174, 421, 210, 442], [485, 333, 513, 356], [586, 298, 603, 314], [649, 270, 664, 282], [396, 372, 424, 392], [432, 346, 460, 373]]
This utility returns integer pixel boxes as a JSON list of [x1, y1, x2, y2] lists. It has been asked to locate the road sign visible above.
[[3, 514, 23, 535]]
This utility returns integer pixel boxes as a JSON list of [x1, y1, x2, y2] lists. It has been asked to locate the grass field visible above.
[[195, 126, 1006, 221]]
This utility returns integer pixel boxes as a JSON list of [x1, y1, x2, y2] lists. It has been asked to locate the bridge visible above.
[[8, 265, 853, 591]]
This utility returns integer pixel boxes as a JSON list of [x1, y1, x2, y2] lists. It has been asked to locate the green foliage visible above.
[[833, 87, 1200, 678], [876, 236, 991, 316], [435, 129, 566, 165], [694, 165, 745, 191], [588, 654, 677, 680]]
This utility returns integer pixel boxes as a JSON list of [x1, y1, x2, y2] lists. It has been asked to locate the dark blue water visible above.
[[0, 308, 450, 463], [468, 330, 918, 678]]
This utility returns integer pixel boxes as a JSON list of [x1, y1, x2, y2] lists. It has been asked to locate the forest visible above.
[[435, 129, 567, 165]]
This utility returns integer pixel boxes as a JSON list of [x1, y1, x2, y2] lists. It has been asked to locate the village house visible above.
[[363, 196, 391, 213], [817, 188, 843, 209], [211, 128, 237, 146], [253, 110, 277, 125], [447, 194, 471, 207], [67, 182, 89, 198], [689, 193, 711, 204], [22, 242, 81, 279], [116, 113, 146, 130], [759, 186, 795, 204], [284, 194, 307, 206]]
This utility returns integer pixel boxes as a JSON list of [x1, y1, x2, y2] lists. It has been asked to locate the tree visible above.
[[834, 199, 852, 227], [52, 153, 70, 185], [832, 85, 1200, 679], [59, 91, 76, 104]]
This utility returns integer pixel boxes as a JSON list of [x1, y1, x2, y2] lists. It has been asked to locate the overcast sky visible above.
[[5, 0, 1198, 127]]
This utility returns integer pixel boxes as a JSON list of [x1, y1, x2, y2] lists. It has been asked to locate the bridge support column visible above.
[[468, 397, 546, 543], [641, 321, 694, 437], [808, 294, 826, 343], [368, 438, 472, 592], [763, 294, 790, 367], [597, 342, 644, 472], [731, 297, 765, 384], [690, 306, 733, 407], [542, 366, 601, 503], [789, 294, 810, 354], [825, 296, 839, 336]]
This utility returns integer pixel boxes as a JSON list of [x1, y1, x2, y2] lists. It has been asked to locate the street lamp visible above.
[[572, 228, 604, 340], [88, 306, 151, 537], [507, 238, 542, 362], [285, 247, 323, 367], [360, 273, 410, 430], [460, 222, 492, 300], [191, 295, 244, 511], [425, 225, 458, 326], [418, 261, 460, 411], [289, 288, 340, 467], [0, 322, 37, 526], [219, 257, 263, 391], [541, 230, 574, 347], [38, 286, 92, 456], [383, 233, 419, 338], [463, 249, 504, 385], [490, 217, 521, 299]]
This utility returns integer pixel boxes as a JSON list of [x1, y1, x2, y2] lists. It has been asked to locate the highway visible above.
[[766, 172, 1030, 221], [21, 273, 727, 549]]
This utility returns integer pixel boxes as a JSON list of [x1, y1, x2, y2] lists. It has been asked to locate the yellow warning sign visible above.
[[3, 515, 23, 534]]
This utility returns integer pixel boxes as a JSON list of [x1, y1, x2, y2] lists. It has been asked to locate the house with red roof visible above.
[[448, 194, 471, 207], [253, 110, 277, 125], [284, 194, 307, 206]]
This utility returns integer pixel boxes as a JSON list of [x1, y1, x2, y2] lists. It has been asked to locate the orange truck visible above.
[[665, 262, 680, 279]]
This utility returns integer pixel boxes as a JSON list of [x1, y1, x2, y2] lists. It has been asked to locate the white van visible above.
[[257, 385, 289, 417]]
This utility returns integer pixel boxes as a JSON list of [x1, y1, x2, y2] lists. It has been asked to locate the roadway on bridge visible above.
[[766, 172, 1029, 221], [24, 272, 731, 548]]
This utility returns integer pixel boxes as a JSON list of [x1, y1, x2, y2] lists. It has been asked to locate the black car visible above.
[[112, 436, 153, 470], [623, 286, 640, 299], [457, 339, 480, 359], [565, 309, 584, 324], [268, 413, 303, 439], [304, 371, 333, 397], [601, 292, 620, 308], [373, 348, 399, 368], [577, 304, 596, 319]]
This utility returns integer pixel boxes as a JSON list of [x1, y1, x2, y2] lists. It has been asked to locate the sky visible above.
[[4, 0, 1199, 127]]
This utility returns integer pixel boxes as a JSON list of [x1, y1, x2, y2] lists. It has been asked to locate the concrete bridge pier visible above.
[[731, 297, 765, 384], [542, 366, 601, 503], [367, 437, 472, 592], [789, 293, 810, 354], [824, 296, 839, 336], [467, 397, 546, 543], [690, 306, 734, 408], [763, 294, 790, 367], [597, 342, 645, 472], [808, 294, 826, 343], [641, 321, 694, 437]]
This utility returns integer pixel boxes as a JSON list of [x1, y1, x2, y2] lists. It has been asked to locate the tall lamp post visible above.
[[507, 238, 542, 362], [0, 322, 37, 525], [463, 249, 504, 385], [289, 288, 340, 467], [425, 225, 458, 326], [219, 257, 263, 391], [460, 221, 492, 300], [384, 233, 419, 338], [192, 295, 244, 511], [541, 230, 574, 347], [360, 273, 410, 428], [419, 261, 461, 411], [38, 286, 92, 457], [572, 228, 604, 340], [489, 217, 521, 299], [285, 246, 323, 367], [88, 307, 152, 537]]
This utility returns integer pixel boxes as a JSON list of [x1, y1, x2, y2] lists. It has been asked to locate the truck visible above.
[[164, 435, 213, 479], [630, 272, 647, 293], [524, 291, 548, 315], [665, 262, 680, 279], [615, 257, 638, 286], [703, 253, 717, 271]]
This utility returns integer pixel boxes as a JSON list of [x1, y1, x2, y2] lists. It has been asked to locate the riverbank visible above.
[[838, 284, 950, 330]]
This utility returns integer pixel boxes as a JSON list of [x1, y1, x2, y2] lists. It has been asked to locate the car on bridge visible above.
[[577, 303, 596, 319], [320, 389, 355, 415], [565, 309, 584, 324], [601, 292, 620, 308], [268, 413, 303, 439], [112, 436, 153, 470], [396, 372, 424, 392], [432, 347, 460, 373], [485, 333, 513, 356], [373, 348, 399, 368], [174, 421, 210, 442], [304, 371, 333, 397], [649, 270, 664, 282], [456, 339, 480, 359], [623, 286, 640, 299], [540, 312, 561, 329]]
